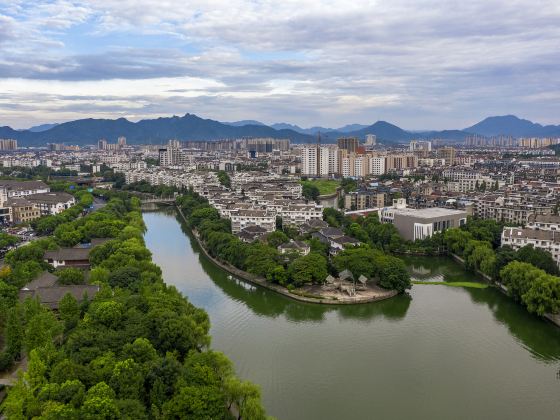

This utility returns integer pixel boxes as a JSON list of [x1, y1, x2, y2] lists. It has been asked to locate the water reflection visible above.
[[176, 212, 412, 323], [464, 287, 560, 362], [404, 256, 560, 362], [144, 210, 560, 420]]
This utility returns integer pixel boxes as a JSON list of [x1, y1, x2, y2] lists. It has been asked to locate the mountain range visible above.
[[2, 114, 559, 146]]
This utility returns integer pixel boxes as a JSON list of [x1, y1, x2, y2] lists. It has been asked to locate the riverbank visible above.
[[450, 253, 560, 328], [175, 205, 398, 305], [143, 210, 560, 420]]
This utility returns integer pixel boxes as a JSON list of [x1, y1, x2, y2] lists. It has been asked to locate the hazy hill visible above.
[[464, 115, 560, 137], [3, 113, 558, 146]]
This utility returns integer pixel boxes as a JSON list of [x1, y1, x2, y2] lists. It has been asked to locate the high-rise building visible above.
[[337, 137, 359, 153], [438, 147, 456, 165], [117, 136, 127, 147], [365, 134, 377, 147], [0, 139, 18, 151], [301, 146, 338, 176], [243, 138, 290, 153], [98, 139, 108, 150], [159, 147, 188, 167], [409, 140, 432, 152]]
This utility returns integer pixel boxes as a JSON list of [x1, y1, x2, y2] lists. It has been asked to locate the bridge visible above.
[[140, 197, 176, 205]]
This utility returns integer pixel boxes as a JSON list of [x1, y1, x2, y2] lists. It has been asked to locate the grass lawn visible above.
[[300, 179, 340, 195], [412, 281, 488, 289]]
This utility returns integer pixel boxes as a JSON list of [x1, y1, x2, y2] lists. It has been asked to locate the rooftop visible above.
[[392, 207, 466, 219]]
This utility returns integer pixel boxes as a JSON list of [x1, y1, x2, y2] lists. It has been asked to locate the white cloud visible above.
[[1, 0, 559, 128]]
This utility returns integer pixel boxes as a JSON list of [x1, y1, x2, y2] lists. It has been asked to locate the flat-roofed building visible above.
[[380, 202, 467, 241]]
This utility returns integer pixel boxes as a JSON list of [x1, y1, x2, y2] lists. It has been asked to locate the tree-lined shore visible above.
[[0, 187, 270, 419]]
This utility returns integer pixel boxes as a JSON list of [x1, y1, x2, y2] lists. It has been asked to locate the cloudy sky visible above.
[[1, 0, 559, 130]]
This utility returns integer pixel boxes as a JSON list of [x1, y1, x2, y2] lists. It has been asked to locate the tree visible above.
[[500, 261, 547, 302], [522, 275, 560, 316], [287, 253, 328, 286], [377, 256, 411, 293], [57, 268, 84, 285], [162, 385, 227, 419], [443, 229, 473, 255], [5, 305, 23, 358], [302, 183, 320, 201], [110, 359, 144, 399], [0, 232, 19, 249], [333, 247, 378, 279], [266, 266, 288, 285], [90, 267, 110, 284], [217, 171, 231, 188], [59, 293, 80, 332], [24, 311, 63, 353], [516, 245, 560, 276], [265, 231, 289, 248], [81, 382, 120, 420], [245, 243, 279, 277]]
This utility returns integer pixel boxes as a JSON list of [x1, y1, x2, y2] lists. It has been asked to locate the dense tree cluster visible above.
[[0, 232, 20, 250], [0, 165, 78, 180], [439, 217, 560, 316], [500, 261, 560, 316], [122, 181, 180, 198], [332, 247, 411, 293], [1, 195, 269, 419], [323, 210, 403, 253]]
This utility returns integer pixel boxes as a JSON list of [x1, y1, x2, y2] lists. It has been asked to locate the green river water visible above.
[[143, 210, 560, 420]]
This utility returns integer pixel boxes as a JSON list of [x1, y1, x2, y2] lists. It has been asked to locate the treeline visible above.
[[121, 181, 181, 198], [443, 218, 560, 316], [0, 165, 78, 180], [1, 195, 269, 419]]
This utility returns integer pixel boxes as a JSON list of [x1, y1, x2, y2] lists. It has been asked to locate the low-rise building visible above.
[[501, 227, 560, 267], [230, 209, 276, 234], [278, 240, 310, 255], [380, 199, 467, 241], [8, 198, 41, 223], [26, 192, 76, 215]]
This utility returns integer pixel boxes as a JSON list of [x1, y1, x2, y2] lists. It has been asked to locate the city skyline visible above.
[[1, 1, 559, 130]]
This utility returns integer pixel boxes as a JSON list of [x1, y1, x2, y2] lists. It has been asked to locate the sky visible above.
[[1, 0, 559, 130]]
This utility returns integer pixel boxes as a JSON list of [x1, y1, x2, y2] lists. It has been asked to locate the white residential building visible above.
[[301, 146, 338, 176], [501, 227, 560, 268], [230, 209, 276, 233]]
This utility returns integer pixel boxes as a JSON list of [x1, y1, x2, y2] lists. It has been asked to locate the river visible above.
[[143, 210, 560, 420]]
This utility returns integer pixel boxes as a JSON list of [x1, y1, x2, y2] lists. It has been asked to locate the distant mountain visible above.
[[1, 114, 314, 146], [464, 115, 560, 137], [322, 121, 415, 143], [271, 123, 308, 133], [271, 123, 368, 135], [224, 120, 266, 127], [4, 113, 557, 147], [337, 124, 368, 133], [28, 123, 59, 132]]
